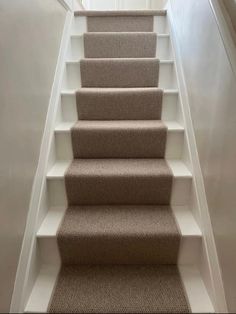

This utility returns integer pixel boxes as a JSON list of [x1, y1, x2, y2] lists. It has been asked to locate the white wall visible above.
[[83, 0, 167, 10], [170, 0, 236, 311], [0, 1, 66, 312]]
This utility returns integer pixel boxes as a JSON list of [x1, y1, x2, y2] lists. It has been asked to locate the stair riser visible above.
[[68, 34, 172, 60], [84, 33, 157, 58], [56, 237, 179, 265], [86, 15, 155, 33], [47, 176, 192, 207], [80, 59, 160, 88], [37, 235, 201, 266], [60, 91, 179, 122], [72, 16, 169, 35], [62, 61, 177, 90], [55, 129, 184, 160]]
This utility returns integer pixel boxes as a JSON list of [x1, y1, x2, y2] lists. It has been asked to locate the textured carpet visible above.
[[80, 58, 159, 88], [71, 120, 167, 158], [76, 88, 163, 120], [74, 10, 167, 16], [57, 205, 180, 265], [87, 15, 154, 33], [49, 265, 190, 313], [84, 32, 157, 58], [65, 159, 173, 205], [49, 9, 190, 314]]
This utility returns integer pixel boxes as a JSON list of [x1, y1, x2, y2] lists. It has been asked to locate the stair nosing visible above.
[[66, 59, 174, 63], [71, 32, 170, 37], [74, 10, 167, 17], [46, 160, 192, 180], [61, 88, 179, 95], [54, 120, 184, 132]]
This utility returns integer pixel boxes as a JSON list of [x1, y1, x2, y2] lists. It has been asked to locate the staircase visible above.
[[25, 9, 214, 313]]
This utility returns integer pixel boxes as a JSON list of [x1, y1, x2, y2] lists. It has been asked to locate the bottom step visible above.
[[25, 265, 214, 313], [49, 265, 190, 313]]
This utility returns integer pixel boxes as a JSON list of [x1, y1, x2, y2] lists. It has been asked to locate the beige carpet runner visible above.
[[49, 10, 190, 313]]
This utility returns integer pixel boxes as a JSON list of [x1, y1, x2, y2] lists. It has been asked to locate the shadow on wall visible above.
[[220, 0, 236, 43]]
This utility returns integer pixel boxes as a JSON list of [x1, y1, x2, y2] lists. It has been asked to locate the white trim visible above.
[[209, 0, 236, 79], [58, 0, 73, 11], [167, 3, 228, 313], [10, 11, 74, 314]]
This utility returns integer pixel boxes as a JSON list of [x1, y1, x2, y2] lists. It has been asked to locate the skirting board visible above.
[[166, 2, 228, 313]]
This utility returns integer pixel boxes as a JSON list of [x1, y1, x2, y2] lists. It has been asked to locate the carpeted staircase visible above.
[[49, 10, 190, 313]]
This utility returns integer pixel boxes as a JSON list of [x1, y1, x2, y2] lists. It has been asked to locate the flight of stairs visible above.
[[25, 9, 214, 314]]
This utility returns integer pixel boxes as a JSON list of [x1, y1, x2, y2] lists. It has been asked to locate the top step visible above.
[[73, 10, 168, 34], [74, 10, 167, 17]]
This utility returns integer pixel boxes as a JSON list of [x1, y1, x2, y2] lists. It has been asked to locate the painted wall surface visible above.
[[0, 1, 66, 312], [83, 0, 167, 10], [170, 0, 236, 311]]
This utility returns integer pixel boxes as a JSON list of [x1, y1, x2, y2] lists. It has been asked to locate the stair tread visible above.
[[74, 10, 167, 17], [80, 57, 163, 61], [72, 32, 170, 37], [47, 159, 191, 179], [58, 205, 178, 237], [67, 59, 174, 63], [57, 205, 181, 264], [49, 265, 189, 313], [25, 264, 214, 314], [61, 87, 178, 94], [37, 206, 201, 238], [66, 158, 171, 177], [55, 120, 184, 132], [84, 31, 157, 35]]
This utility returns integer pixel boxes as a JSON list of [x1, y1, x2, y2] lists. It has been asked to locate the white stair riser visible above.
[[47, 175, 192, 207], [62, 61, 178, 90], [60, 91, 179, 123], [54, 129, 184, 160], [37, 235, 201, 266], [72, 16, 169, 36], [67, 35, 172, 61]]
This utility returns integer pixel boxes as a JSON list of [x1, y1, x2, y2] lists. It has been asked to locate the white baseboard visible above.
[[166, 3, 228, 313]]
